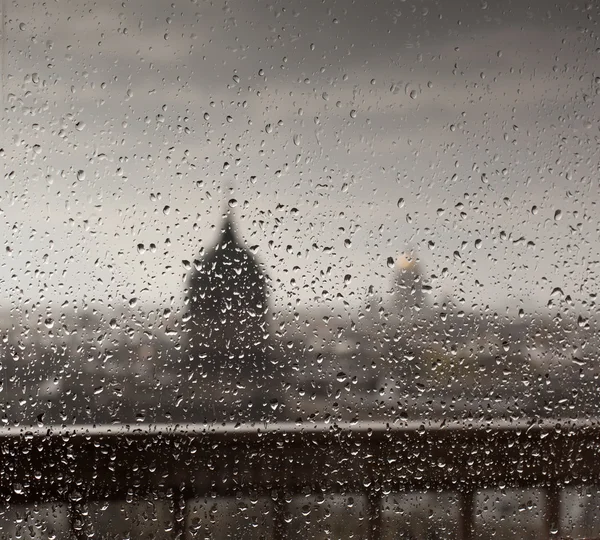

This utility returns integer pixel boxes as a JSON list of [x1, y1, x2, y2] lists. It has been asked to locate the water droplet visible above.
[[77, 170, 85, 181], [405, 83, 419, 99], [551, 287, 564, 298]]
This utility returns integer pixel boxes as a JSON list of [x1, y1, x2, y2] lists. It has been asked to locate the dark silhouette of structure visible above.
[[184, 211, 271, 388]]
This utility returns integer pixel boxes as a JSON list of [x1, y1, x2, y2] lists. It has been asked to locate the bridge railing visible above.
[[2, 418, 600, 539]]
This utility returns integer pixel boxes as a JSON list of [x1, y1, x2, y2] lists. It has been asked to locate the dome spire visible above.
[[219, 181, 237, 245]]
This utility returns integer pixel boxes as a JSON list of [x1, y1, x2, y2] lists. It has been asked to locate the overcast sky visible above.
[[1, 0, 599, 322]]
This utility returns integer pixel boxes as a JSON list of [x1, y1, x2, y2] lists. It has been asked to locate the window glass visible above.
[[1, 0, 598, 538]]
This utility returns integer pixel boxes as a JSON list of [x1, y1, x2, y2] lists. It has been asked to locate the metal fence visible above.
[[1, 419, 600, 539]]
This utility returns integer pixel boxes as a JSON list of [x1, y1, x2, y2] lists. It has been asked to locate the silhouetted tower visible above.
[[184, 212, 270, 380]]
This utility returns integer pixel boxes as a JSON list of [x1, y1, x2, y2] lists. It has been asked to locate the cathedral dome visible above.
[[395, 252, 418, 271]]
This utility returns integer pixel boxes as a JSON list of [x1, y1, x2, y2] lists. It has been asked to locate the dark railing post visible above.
[[272, 489, 287, 540], [544, 487, 561, 538], [458, 490, 475, 540], [69, 502, 87, 540], [173, 488, 187, 540], [367, 490, 382, 540]]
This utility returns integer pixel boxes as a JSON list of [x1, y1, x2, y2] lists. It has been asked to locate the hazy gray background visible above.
[[1, 0, 599, 320]]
